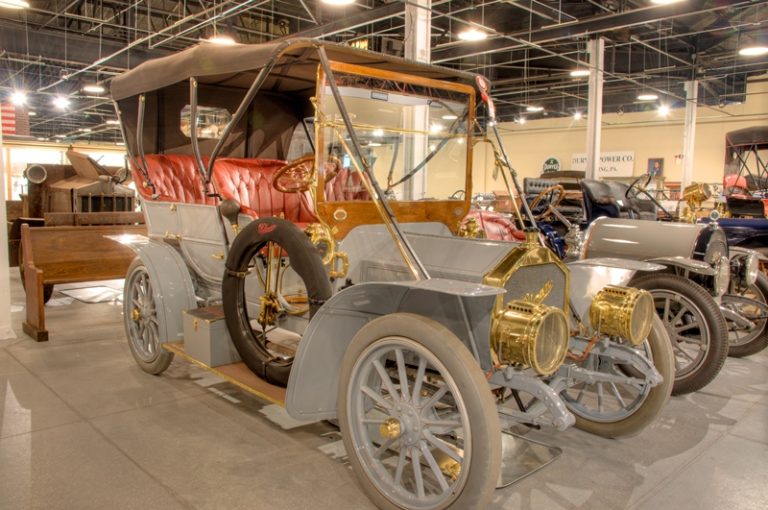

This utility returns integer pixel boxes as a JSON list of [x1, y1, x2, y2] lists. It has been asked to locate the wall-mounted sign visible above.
[[542, 157, 561, 173], [571, 151, 635, 178]]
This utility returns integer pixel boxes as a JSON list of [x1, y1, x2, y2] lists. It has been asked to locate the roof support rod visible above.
[[316, 46, 430, 281], [189, 78, 209, 189], [206, 42, 289, 182]]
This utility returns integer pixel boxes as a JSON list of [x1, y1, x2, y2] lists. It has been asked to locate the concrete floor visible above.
[[1, 272, 766, 510]]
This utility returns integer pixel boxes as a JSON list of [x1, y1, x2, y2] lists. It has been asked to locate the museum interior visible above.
[[1, 1, 767, 509]]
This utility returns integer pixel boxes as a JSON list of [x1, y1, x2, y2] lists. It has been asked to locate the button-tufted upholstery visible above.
[[132, 154, 215, 205], [463, 209, 526, 241], [212, 158, 317, 224], [324, 167, 371, 202]]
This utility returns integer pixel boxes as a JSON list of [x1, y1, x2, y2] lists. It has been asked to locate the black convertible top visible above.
[[726, 127, 768, 151], [110, 38, 478, 100]]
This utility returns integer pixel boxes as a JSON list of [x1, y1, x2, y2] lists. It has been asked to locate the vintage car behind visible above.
[[111, 39, 674, 510]]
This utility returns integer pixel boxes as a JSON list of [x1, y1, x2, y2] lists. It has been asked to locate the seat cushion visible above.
[[213, 158, 317, 224], [325, 167, 371, 201], [464, 210, 526, 241]]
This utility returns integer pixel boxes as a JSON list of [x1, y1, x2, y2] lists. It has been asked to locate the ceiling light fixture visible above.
[[573, 111, 583, 120], [52, 96, 70, 110], [27, 110, 37, 116], [441, 114, 458, 120], [517, 116, 526, 125], [738, 45, 768, 57], [321, 0, 355, 5], [106, 119, 120, 125], [0, 0, 30, 9], [206, 34, 237, 45], [10, 90, 27, 106], [372, 128, 384, 137], [430, 123, 443, 134], [82, 84, 106, 94], [458, 28, 487, 42], [80, 128, 93, 132], [526, 105, 544, 113], [658, 104, 671, 117], [637, 93, 659, 101], [650, 0, 685, 5], [570, 69, 590, 78]]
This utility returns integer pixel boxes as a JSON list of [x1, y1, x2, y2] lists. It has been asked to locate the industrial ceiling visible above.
[[1, 0, 766, 144]]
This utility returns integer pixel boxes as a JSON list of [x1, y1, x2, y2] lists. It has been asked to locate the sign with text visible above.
[[572, 151, 635, 178]]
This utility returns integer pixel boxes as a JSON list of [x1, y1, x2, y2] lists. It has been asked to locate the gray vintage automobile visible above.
[[111, 39, 673, 510]]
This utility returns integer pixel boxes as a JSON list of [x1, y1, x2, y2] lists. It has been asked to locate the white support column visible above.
[[585, 37, 604, 180], [681, 80, 698, 189], [403, 0, 430, 199], [0, 102, 16, 340]]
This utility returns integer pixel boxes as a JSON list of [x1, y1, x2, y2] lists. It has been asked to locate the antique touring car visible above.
[[111, 39, 673, 510]]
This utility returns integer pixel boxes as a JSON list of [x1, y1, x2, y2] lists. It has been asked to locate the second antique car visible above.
[[111, 39, 673, 510]]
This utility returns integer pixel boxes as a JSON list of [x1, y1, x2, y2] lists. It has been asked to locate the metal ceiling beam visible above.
[[432, 1, 759, 63], [0, 21, 171, 76], [281, 1, 404, 40]]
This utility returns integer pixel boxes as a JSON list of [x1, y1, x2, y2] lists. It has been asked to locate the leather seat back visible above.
[[581, 179, 620, 222], [213, 158, 317, 223], [133, 155, 215, 205], [524, 178, 557, 195]]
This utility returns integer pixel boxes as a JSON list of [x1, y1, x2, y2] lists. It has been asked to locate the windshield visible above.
[[317, 71, 471, 202]]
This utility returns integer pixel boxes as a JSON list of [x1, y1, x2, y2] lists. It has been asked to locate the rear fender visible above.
[[109, 235, 196, 343], [285, 280, 501, 421]]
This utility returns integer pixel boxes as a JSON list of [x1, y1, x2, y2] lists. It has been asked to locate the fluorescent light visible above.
[[106, 119, 120, 125], [739, 45, 768, 57], [526, 105, 544, 112], [372, 128, 384, 137], [441, 114, 458, 120], [0, 0, 30, 9], [367, 142, 382, 147], [53, 96, 70, 109], [637, 93, 659, 101], [27, 110, 37, 116], [116, 141, 126, 146], [10, 90, 27, 106], [321, 0, 355, 5], [458, 28, 487, 42], [650, 0, 685, 4], [82, 84, 106, 94], [430, 123, 443, 134], [517, 116, 526, 125], [658, 104, 670, 117], [570, 69, 590, 78], [573, 111, 583, 120], [80, 128, 93, 132], [206, 35, 236, 45]]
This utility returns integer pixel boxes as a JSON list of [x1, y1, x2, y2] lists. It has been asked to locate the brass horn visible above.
[[24, 164, 48, 184]]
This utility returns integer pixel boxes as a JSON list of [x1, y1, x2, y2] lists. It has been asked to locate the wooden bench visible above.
[[21, 223, 147, 342]]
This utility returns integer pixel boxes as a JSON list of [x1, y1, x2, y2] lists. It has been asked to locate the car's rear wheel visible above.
[[338, 313, 501, 510], [630, 273, 728, 395]]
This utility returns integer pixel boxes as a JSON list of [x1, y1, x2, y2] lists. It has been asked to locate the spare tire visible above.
[[222, 217, 332, 387]]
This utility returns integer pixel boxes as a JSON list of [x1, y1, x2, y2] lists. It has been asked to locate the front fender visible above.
[[285, 279, 501, 421], [566, 258, 664, 326], [109, 235, 196, 343], [646, 256, 716, 276]]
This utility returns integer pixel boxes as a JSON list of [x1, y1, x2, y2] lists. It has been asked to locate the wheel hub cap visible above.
[[132, 308, 141, 321], [379, 418, 401, 440], [390, 403, 422, 446]]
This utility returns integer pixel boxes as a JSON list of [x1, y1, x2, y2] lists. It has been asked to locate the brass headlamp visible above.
[[491, 300, 569, 376], [589, 286, 654, 345], [681, 182, 712, 223]]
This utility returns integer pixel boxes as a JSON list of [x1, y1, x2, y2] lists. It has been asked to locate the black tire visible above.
[[567, 315, 674, 438], [18, 244, 54, 304], [727, 272, 768, 357], [123, 258, 173, 375], [222, 217, 331, 387], [631, 272, 728, 395], [338, 313, 501, 510]]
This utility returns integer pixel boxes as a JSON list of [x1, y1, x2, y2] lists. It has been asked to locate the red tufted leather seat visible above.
[[464, 209, 526, 241], [132, 154, 215, 205], [324, 167, 371, 202], [212, 158, 317, 224]]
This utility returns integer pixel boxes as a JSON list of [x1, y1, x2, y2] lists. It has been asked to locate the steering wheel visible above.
[[529, 184, 565, 220], [625, 174, 675, 220], [272, 155, 317, 193]]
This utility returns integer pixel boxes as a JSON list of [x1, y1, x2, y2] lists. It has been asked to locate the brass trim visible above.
[[211, 253, 225, 260], [379, 418, 402, 440], [589, 286, 654, 346]]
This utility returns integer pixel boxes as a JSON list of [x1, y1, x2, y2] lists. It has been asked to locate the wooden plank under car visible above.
[[162, 342, 287, 406]]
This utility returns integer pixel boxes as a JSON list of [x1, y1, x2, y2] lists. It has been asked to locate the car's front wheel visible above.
[[726, 272, 768, 357], [338, 313, 501, 510]]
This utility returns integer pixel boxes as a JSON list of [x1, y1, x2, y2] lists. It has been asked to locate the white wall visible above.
[[478, 77, 768, 191], [0, 104, 16, 340]]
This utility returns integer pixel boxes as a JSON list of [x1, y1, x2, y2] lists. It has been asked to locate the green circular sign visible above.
[[542, 157, 560, 173]]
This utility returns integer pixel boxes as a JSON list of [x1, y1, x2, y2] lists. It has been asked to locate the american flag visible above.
[[1, 103, 16, 136]]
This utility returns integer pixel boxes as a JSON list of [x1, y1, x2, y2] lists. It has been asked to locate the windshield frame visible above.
[[313, 60, 476, 239]]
